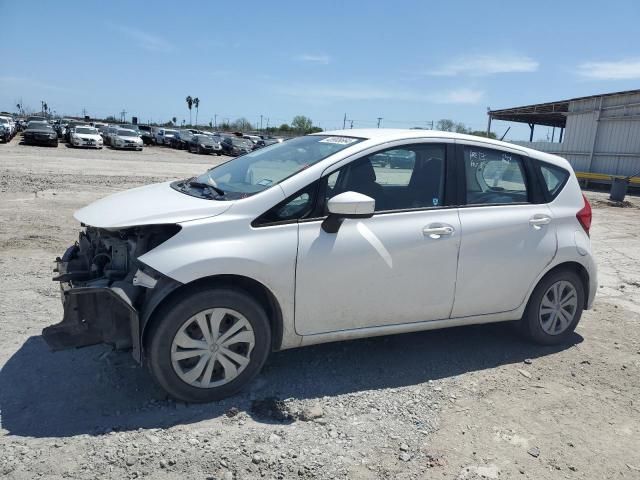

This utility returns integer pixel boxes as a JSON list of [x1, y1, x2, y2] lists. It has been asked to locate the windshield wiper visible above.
[[185, 178, 225, 196]]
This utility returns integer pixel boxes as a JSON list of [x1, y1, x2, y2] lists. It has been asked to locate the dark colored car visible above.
[[172, 130, 195, 149], [220, 136, 253, 156], [188, 134, 222, 155], [0, 124, 10, 143], [137, 125, 153, 145], [23, 121, 58, 146]]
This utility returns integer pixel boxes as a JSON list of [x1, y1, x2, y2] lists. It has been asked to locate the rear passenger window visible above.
[[463, 147, 529, 205], [539, 163, 569, 199]]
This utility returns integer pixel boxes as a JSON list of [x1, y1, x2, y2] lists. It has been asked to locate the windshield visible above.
[[165, 130, 178, 136], [117, 130, 137, 137], [195, 135, 213, 144], [75, 127, 98, 134], [28, 122, 51, 129], [232, 138, 251, 147], [175, 135, 362, 200]]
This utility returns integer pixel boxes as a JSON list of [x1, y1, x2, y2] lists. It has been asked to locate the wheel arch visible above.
[[141, 274, 284, 355], [532, 261, 590, 309]]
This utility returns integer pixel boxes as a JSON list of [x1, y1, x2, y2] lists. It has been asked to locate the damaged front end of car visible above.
[[42, 224, 182, 362]]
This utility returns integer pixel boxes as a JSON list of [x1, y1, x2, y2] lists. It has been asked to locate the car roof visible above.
[[314, 128, 570, 169], [116, 128, 136, 133]]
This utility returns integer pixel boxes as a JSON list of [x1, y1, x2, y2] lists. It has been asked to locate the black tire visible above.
[[145, 288, 271, 403], [520, 269, 584, 345]]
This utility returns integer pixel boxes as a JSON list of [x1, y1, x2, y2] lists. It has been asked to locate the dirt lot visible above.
[[1, 136, 639, 480]]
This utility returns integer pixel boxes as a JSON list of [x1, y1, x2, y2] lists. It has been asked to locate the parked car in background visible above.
[[264, 137, 283, 146], [188, 134, 222, 155], [111, 129, 144, 150], [42, 129, 597, 402], [65, 121, 90, 143], [0, 124, 10, 143], [0, 117, 14, 139], [23, 121, 58, 146], [70, 126, 103, 149], [171, 130, 194, 150], [154, 128, 179, 146], [103, 126, 119, 146], [221, 136, 253, 156], [138, 125, 154, 145]]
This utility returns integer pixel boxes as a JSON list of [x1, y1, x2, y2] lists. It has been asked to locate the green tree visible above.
[[230, 117, 253, 131], [172, 116, 177, 125], [185, 96, 193, 125], [291, 115, 313, 132], [193, 97, 200, 126], [469, 130, 497, 139], [279, 123, 291, 132]]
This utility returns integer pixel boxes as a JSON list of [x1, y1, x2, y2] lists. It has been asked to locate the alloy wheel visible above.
[[170, 308, 256, 388]]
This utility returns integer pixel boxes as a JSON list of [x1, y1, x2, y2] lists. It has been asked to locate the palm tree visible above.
[[172, 117, 177, 125], [193, 97, 200, 127], [185, 96, 193, 125]]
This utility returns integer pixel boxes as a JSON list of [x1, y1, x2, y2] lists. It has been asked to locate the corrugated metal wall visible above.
[[513, 91, 640, 176]]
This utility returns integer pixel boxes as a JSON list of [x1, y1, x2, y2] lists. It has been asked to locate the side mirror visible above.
[[322, 191, 375, 233]]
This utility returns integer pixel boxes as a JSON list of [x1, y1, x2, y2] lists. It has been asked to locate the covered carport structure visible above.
[[486, 90, 640, 186], [487, 99, 568, 142]]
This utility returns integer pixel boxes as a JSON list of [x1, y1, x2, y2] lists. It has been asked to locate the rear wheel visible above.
[[520, 269, 584, 345], [146, 288, 271, 402]]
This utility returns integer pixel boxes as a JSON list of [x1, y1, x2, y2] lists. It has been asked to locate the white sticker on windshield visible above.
[[257, 178, 273, 186], [318, 137, 358, 145]]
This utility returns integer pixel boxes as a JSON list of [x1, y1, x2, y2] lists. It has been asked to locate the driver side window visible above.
[[324, 143, 446, 212]]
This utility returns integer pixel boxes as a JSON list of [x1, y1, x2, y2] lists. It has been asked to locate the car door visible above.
[[294, 141, 461, 336], [451, 142, 557, 318]]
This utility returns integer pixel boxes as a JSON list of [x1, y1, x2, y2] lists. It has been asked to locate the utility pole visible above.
[[120, 110, 127, 123], [214, 114, 217, 129], [343, 113, 347, 129], [377, 117, 383, 128], [82, 108, 87, 118], [260, 115, 263, 131], [350, 120, 354, 129]]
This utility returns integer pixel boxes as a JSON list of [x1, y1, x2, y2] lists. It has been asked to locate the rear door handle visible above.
[[529, 215, 551, 228], [423, 225, 454, 238]]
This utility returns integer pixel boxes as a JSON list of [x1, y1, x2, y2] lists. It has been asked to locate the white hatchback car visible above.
[[43, 129, 596, 402]]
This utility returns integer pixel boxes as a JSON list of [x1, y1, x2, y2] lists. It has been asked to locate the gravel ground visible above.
[[1, 136, 639, 480]]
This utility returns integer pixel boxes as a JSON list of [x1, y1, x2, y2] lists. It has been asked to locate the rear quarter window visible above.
[[538, 163, 569, 200]]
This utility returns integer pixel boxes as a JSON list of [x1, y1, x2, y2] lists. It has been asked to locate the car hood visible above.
[[74, 133, 101, 140], [25, 128, 54, 134], [115, 135, 142, 141], [74, 181, 233, 229]]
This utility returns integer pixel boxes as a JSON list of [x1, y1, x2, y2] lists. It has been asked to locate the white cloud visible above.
[[430, 53, 539, 76], [278, 84, 484, 104], [431, 88, 485, 104], [0, 76, 71, 92], [576, 59, 640, 80], [293, 53, 331, 65], [109, 23, 175, 52]]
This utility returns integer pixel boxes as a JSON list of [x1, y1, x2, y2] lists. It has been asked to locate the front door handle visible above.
[[423, 225, 454, 239], [529, 215, 551, 228]]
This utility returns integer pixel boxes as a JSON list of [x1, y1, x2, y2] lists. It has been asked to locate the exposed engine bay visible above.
[[54, 225, 179, 287], [43, 224, 181, 360]]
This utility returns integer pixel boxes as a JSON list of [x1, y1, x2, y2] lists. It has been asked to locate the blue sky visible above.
[[2, 0, 640, 140]]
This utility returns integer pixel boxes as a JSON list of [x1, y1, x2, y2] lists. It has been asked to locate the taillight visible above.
[[576, 193, 592, 236]]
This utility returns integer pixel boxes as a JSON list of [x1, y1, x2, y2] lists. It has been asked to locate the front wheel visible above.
[[146, 288, 271, 403], [520, 269, 585, 345]]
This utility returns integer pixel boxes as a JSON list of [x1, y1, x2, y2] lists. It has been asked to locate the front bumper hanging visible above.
[[42, 286, 142, 362]]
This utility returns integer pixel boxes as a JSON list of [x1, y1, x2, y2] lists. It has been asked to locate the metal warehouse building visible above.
[[487, 89, 640, 185]]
